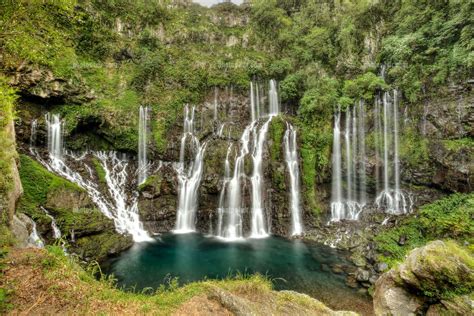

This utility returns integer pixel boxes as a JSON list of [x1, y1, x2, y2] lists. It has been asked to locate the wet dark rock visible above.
[[375, 262, 388, 273], [331, 264, 344, 274], [369, 275, 378, 284], [397, 234, 406, 246], [355, 268, 370, 282], [345, 275, 358, 288]]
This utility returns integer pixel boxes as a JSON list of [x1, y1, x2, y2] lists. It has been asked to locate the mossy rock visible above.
[[397, 240, 474, 300], [17, 154, 133, 261], [70, 230, 133, 262]]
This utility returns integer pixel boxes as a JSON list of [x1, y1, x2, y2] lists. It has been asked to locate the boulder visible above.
[[355, 268, 370, 282], [373, 240, 474, 315]]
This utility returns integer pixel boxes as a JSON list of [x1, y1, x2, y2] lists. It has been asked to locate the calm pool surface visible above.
[[104, 233, 372, 314]]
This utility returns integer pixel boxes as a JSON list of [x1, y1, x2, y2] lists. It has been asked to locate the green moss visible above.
[[375, 193, 474, 267], [442, 138, 474, 152], [269, 116, 285, 161], [17, 155, 82, 220], [0, 77, 18, 211], [71, 230, 132, 261], [399, 126, 430, 169], [92, 158, 106, 184]]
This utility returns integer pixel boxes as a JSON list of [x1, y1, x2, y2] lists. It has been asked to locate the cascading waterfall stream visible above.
[[330, 110, 344, 221], [138, 106, 149, 185], [331, 106, 364, 222], [217, 123, 254, 240], [175, 106, 207, 233], [28, 220, 45, 248], [375, 90, 413, 214], [96, 151, 152, 240], [217, 80, 285, 240], [36, 114, 152, 242], [249, 117, 272, 238], [284, 123, 303, 236], [331, 84, 413, 221], [42, 207, 62, 239]]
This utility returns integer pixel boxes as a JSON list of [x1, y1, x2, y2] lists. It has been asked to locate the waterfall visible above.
[[284, 123, 303, 236], [38, 114, 151, 242], [45, 114, 64, 161], [42, 207, 61, 239], [217, 143, 233, 237], [217, 123, 254, 240], [249, 117, 272, 238], [358, 100, 367, 205], [268, 79, 279, 116], [30, 119, 37, 148], [217, 79, 282, 240], [138, 106, 149, 185], [330, 110, 344, 221], [175, 105, 207, 233], [96, 151, 152, 240], [374, 96, 382, 194], [375, 90, 413, 214], [28, 220, 44, 248], [330, 105, 365, 222]]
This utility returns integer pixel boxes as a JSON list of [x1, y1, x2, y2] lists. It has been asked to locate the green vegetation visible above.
[[442, 137, 474, 152], [249, 0, 473, 210], [2, 0, 471, 214], [0, 77, 18, 221], [17, 155, 82, 222], [417, 240, 473, 300], [17, 154, 131, 261], [0, 245, 271, 314], [399, 127, 430, 169], [374, 193, 474, 267], [92, 158, 106, 184]]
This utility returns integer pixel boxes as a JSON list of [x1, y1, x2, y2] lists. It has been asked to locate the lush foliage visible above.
[[17, 154, 83, 222], [0, 76, 18, 225], [374, 193, 474, 267], [1, 0, 472, 213]]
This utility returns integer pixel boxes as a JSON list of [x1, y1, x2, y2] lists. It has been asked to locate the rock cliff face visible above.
[[373, 240, 473, 315], [403, 90, 473, 193]]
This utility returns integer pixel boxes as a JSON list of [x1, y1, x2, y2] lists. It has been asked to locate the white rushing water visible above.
[[331, 85, 413, 220], [28, 220, 45, 248], [37, 114, 151, 242], [138, 106, 149, 185], [330, 101, 370, 221], [45, 113, 64, 167], [330, 110, 344, 221], [175, 105, 207, 233], [249, 117, 272, 238], [217, 80, 283, 240], [375, 90, 413, 214], [284, 123, 303, 236], [41, 207, 61, 239], [268, 79, 279, 116], [217, 122, 254, 240]]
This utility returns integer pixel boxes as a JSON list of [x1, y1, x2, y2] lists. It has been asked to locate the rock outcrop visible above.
[[7, 63, 94, 104], [373, 240, 474, 315]]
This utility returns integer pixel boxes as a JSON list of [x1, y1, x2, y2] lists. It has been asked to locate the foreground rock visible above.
[[373, 240, 474, 315]]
